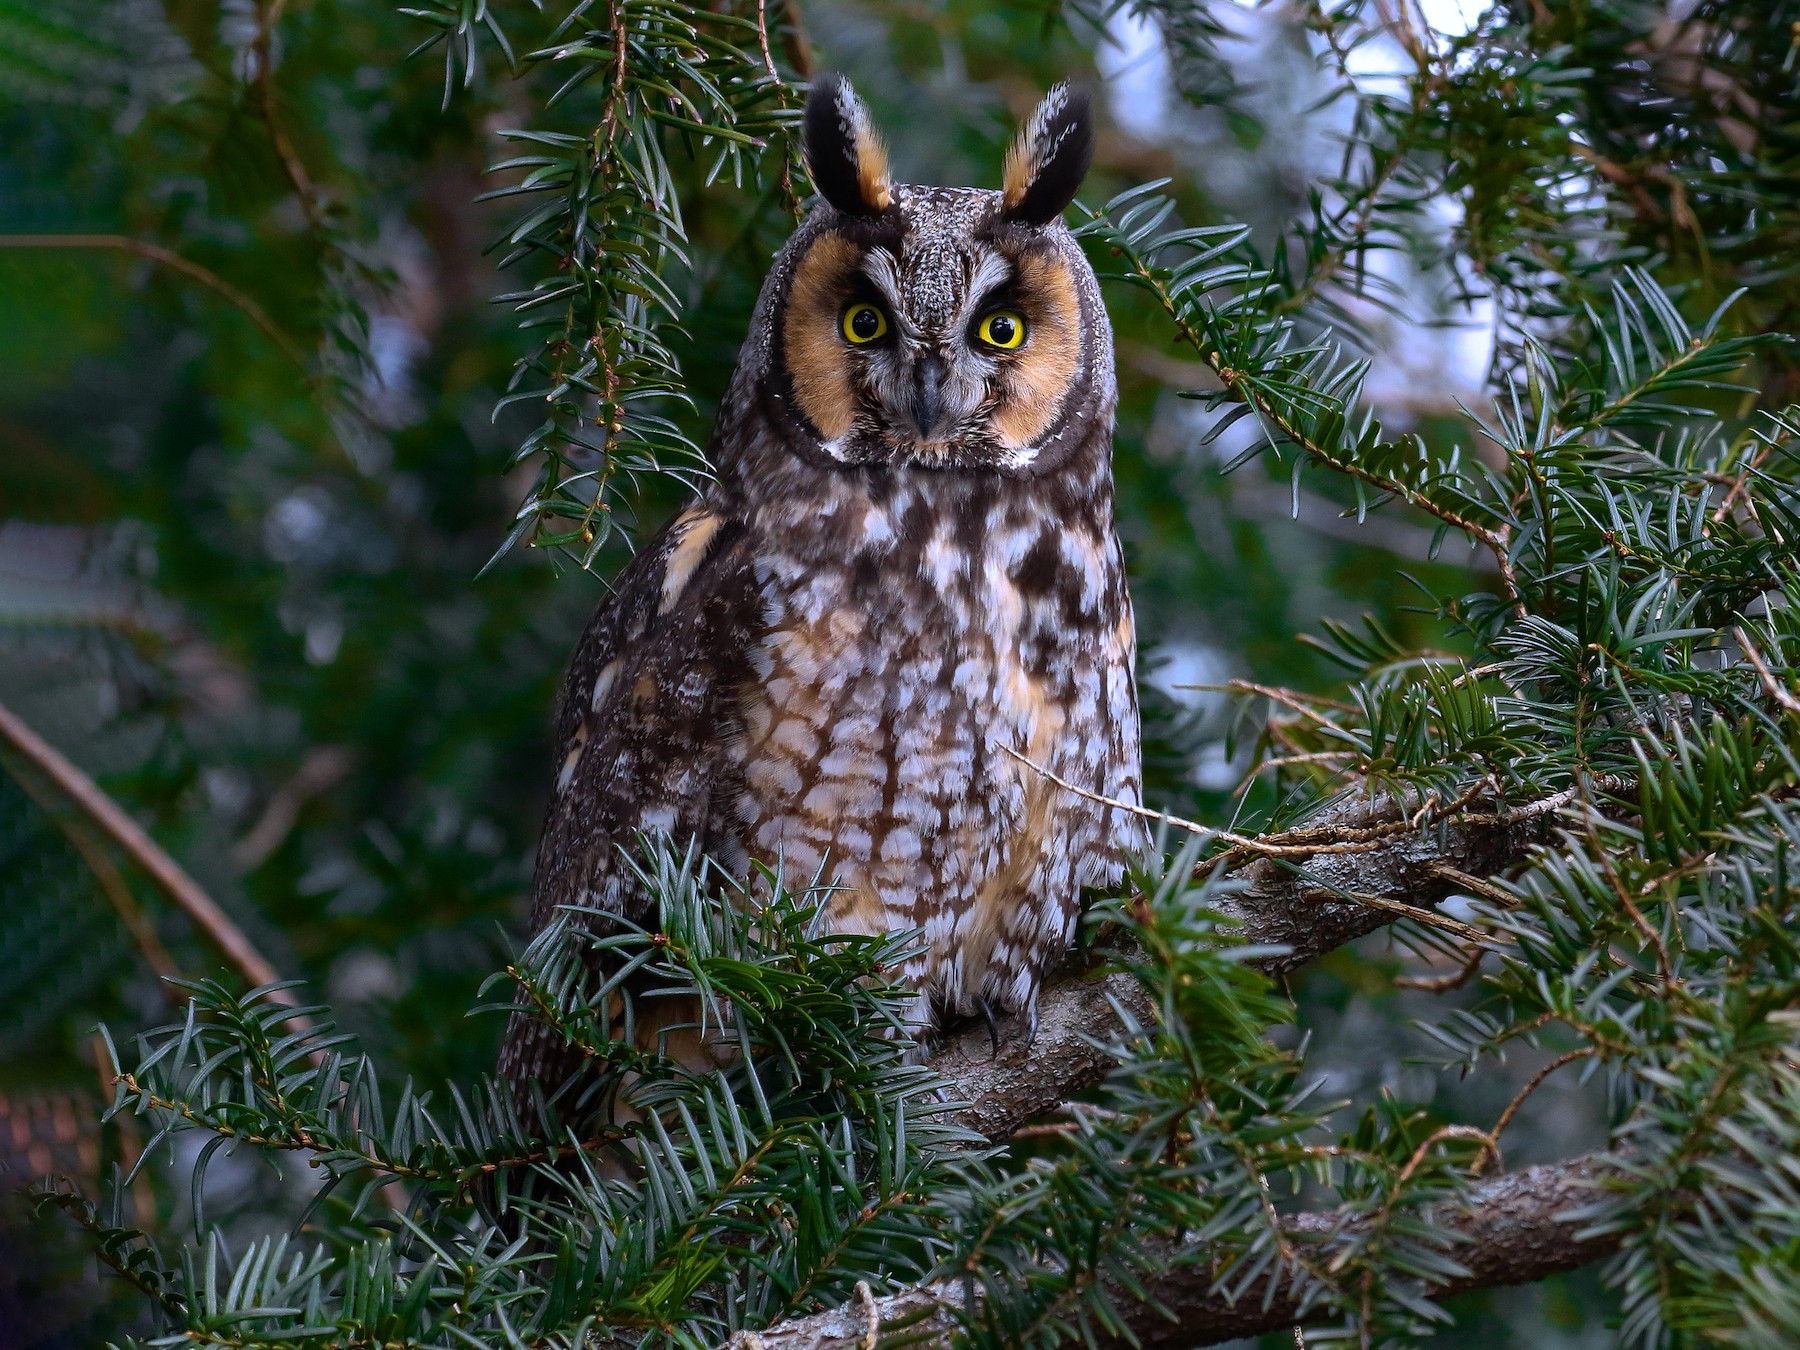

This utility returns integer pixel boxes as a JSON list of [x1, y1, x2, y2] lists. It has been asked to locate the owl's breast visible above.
[[727, 477, 1141, 1019]]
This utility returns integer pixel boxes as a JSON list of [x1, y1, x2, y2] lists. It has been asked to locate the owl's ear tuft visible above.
[[1001, 83, 1093, 226], [803, 73, 893, 217]]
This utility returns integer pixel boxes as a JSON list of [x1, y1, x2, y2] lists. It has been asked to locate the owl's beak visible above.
[[909, 353, 949, 440]]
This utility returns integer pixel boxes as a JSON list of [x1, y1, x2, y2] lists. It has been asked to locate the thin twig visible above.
[[1371, 0, 1431, 66], [253, 0, 328, 234], [0, 697, 298, 1007], [755, 0, 807, 219], [1009, 1121, 1083, 1140], [1709, 468, 1761, 524], [1479, 1049, 1596, 1175], [997, 742, 1458, 862], [754, 0, 782, 90], [1320, 889, 1491, 945], [232, 745, 355, 869], [998, 744, 1497, 946], [1000, 740, 1544, 865], [1711, 429, 1785, 522], [1734, 626, 1800, 715], [1588, 813, 1678, 987], [0, 234, 308, 370], [1256, 751, 1359, 770], [1395, 944, 1487, 992], [996, 742, 1220, 839], [1426, 860, 1519, 908], [1217, 679, 1359, 714]]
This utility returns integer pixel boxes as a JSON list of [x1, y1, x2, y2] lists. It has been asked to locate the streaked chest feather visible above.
[[728, 478, 1139, 1013]]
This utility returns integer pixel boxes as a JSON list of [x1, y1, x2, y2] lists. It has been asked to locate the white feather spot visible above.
[[589, 660, 621, 711]]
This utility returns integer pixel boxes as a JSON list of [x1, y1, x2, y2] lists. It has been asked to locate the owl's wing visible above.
[[499, 501, 761, 1103]]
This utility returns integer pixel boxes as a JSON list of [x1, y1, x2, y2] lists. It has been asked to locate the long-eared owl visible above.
[[500, 75, 1143, 1101]]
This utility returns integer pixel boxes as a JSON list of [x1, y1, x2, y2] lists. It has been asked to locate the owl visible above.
[[500, 75, 1143, 1106]]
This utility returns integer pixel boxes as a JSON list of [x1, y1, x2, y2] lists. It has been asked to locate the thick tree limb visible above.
[[728, 1155, 1623, 1349], [936, 791, 1553, 1141], [1120, 1155, 1622, 1348]]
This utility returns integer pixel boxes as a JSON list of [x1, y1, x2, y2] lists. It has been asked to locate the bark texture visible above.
[[1123, 1155, 1622, 1348]]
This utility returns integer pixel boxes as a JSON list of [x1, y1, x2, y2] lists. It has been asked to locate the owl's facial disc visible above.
[[780, 78, 1100, 473], [781, 207, 1085, 471]]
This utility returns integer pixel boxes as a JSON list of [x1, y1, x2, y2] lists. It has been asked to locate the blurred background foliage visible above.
[[0, 0, 1795, 1343]]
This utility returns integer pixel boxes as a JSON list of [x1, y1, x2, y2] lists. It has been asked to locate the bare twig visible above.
[[252, 0, 329, 234], [1712, 430, 1785, 522], [0, 234, 308, 370], [999, 744, 1505, 868], [1734, 626, 1800, 715], [1482, 1049, 1596, 1174], [1426, 860, 1519, 908], [1395, 944, 1487, 992], [0, 697, 299, 1007], [232, 745, 355, 869], [1324, 889, 1490, 944], [996, 741, 1218, 838], [754, 0, 782, 89]]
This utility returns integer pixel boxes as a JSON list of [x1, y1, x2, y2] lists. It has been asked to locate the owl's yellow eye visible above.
[[841, 302, 889, 344], [977, 309, 1027, 350]]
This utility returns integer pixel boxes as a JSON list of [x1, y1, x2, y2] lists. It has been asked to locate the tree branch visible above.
[[936, 790, 1553, 1141], [0, 696, 300, 1008], [728, 1155, 1623, 1349], [815, 790, 1603, 1349], [0, 234, 308, 371]]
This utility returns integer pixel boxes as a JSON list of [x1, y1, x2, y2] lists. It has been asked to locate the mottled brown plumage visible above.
[[500, 76, 1142, 1106]]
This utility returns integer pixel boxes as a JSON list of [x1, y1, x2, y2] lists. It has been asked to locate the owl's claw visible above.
[[977, 997, 1003, 1059]]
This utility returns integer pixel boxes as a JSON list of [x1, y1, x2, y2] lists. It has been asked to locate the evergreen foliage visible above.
[[4, 0, 1800, 1345], [42, 847, 973, 1346]]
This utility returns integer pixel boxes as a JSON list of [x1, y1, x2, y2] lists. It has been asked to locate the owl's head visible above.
[[745, 75, 1112, 477]]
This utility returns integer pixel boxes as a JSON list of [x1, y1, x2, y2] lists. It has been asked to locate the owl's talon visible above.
[[978, 997, 1003, 1059]]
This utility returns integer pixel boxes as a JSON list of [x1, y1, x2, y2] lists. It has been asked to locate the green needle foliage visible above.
[[45, 846, 974, 1346], [1082, 171, 1800, 1339], [6, 0, 1800, 1346], [412, 0, 802, 569]]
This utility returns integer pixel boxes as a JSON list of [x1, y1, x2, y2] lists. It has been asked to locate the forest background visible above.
[[1, 0, 1798, 1346]]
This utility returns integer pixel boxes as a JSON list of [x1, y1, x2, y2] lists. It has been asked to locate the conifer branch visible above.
[[731, 1155, 1624, 1348]]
